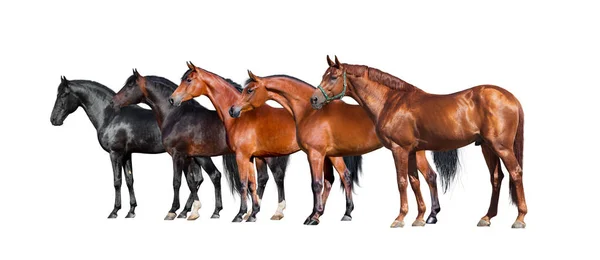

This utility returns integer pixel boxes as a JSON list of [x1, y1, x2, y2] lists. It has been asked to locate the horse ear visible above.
[[60, 75, 68, 83], [248, 70, 260, 82], [133, 68, 141, 78], [326, 55, 335, 67], [187, 61, 196, 70], [334, 55, 341, 67]]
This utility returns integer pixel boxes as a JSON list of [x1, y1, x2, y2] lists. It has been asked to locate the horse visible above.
[[170, 62, 363, 224], [311, 56, 527, 228], [50, 76, 216, 219], [113, 70, 291, 221], [231, 71, 460, 225]]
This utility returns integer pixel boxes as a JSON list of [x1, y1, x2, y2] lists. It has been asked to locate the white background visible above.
[[1, 0, 598, 259]]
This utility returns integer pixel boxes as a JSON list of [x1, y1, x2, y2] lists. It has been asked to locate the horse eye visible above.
[[186, 78, 192, 83], [247, 88, 254, 94]]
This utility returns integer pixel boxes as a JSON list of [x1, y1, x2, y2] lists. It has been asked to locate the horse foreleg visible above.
[[165, 154, 185, 220], [390, 147, 410, 228], [321, 158, 335, 217], [304, 151, 325, 225], [407, 151, 426, 226], [108, 151, 124, 218]]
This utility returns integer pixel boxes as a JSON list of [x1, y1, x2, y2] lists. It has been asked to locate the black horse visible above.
[[50, 76, 219, 219], [112, 70, 290, 220]]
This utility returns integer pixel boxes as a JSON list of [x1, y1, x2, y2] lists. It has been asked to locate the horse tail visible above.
[[433, 150, 460, 193], [267, 155, 290, 181], [222, 154, 242, 196], [510, 104, 525, 205], [343, 155, 363, 191]]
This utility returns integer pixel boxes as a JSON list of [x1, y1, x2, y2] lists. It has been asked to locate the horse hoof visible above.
[[390, 220, 405, 228], [511, 221, 526, 229], [164, 213, 177, 220], [108, 213, 118, 219], [125, 212, 136, 218], [305, 219, 319, 225], [177, 212, 188, 219], [412, 219, 426, 227], [426, 216, 437, 224], [341, 215, 352, 221], [232, 215, 243, 222], [477, 219, 491, 227], [187, 213, 200, 221], [247, 216, 257, 222], [270, 214, 284, 220], [210, 213, 220, 219]]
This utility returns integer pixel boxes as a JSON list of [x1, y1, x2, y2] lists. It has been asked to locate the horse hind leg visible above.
[[243, 157, 268, 221], [416, 150, 441, 224], [477, 145, 503, 227], [195, 157, 223, 219], [266, 156, 288, 220], [181, 158, 204, 221], [491, 143, 527, 228], [330, 157, 354, 221]]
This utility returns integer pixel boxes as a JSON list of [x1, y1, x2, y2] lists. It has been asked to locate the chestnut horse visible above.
[[112, 70, 291, 220], [311, 56, 527, 228], [170, 62, 363, 223], [231, 71, 459, 225]]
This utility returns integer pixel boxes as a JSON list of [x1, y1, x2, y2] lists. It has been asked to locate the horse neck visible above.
[[202, 71, 239, 128], [70, 82, 115, 130], [142, 82, 174, 127], [347, 76, 392, 120], [265, 78, 313, 122]]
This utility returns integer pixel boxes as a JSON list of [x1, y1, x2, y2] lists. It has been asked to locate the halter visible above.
[[317, 70, 347, 103]]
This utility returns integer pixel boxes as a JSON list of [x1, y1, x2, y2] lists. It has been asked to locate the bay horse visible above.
[[112, 70, 291, 220], [231, 71, 459, 225], [311, 56, 527, 228], [170, 62, 363, 224], [50, 76, 216, 219]]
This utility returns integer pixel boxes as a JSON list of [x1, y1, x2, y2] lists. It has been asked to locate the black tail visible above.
[[433, 149, 460, 193], [510, 105, 525, 205], [266, 155, 290, 178], [222, 154, 242, 196], [342, 155, 363, 191]]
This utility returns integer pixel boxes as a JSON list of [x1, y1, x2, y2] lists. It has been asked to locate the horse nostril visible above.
[[311, 96, 318, 104], [168, 98, 174, 105]]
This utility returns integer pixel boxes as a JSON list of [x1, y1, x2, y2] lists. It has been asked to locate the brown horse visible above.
[[311, 56, 526, 228], [231, 71, 458, 225], [169, 62, 363, 223]]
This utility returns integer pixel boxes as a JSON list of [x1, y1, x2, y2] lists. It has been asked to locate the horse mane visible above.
[[181, 68, 243, 93], [344, 64, 417, 92], [67, 80, 117, 100], [244, 74, 315, 89]]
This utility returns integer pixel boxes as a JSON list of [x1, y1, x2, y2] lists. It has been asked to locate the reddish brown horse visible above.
[[311, 56, 527, 228], [170, 62, 362, 223], [231, 71, 457, 225]]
